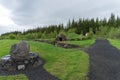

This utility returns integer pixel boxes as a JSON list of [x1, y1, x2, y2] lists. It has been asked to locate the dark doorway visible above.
[[59, 37, 63, 41]]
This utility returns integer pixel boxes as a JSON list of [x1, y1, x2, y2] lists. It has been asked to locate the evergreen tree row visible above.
[[1, 13, 120, 39]]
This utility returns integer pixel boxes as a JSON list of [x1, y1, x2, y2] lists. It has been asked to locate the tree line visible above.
[[1, 13, 120, 39]]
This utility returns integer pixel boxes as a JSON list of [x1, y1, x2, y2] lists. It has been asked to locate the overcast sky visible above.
[[0, 0, 120, 35]]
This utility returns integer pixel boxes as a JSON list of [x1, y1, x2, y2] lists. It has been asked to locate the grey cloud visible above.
[[1, 0, 120, 26], [0, 26, 15, 35]]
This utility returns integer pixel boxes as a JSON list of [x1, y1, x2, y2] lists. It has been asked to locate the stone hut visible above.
[[55, 34, 67, 42], [54, 34, 67, 46]]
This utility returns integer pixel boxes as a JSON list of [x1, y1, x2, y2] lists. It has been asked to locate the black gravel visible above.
[[0, 58, 59, 80], [86, 39, 120, 80]]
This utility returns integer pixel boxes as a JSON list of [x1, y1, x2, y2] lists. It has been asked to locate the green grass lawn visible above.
[[0, 74, 27, 80], [65, 33, 80, 39], [109, 39, 120, 49], [66, 39, 95, 48], [0, 40, 89, 80]]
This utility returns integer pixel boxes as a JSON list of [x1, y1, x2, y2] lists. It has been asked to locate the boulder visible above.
[[10, 41, 30, 60]]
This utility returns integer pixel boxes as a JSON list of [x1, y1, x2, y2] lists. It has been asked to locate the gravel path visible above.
[[0, 58, 59, 80], [86, 39, 120, 80]]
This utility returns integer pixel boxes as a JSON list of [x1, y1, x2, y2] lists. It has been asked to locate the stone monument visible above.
[[0, 41, 42, 71]]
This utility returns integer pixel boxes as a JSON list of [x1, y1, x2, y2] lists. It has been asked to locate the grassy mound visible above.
[[109, 39, 120, 49], [66, 39, 95, 48], [0, 40, 89, 80]]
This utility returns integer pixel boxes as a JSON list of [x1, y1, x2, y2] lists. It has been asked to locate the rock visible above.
[[10, 41, 30, 60], [17, 64, 25, 70], [7, 65, 16, 71], [33, 59, 42, 68]]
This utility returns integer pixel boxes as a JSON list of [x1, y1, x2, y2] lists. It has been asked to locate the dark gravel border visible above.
[[0, 57, 59, 80], [85, 39, 120, 80]]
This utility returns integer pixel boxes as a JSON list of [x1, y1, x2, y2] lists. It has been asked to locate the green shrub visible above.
[[9, 34, 16, 39]]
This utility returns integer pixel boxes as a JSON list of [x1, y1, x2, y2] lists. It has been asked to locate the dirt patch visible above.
[[86, 39, 120, 80], [54, 42, 80, 49]]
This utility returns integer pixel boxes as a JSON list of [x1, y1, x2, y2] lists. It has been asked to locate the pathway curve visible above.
[[86, 39, 120, 80]]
